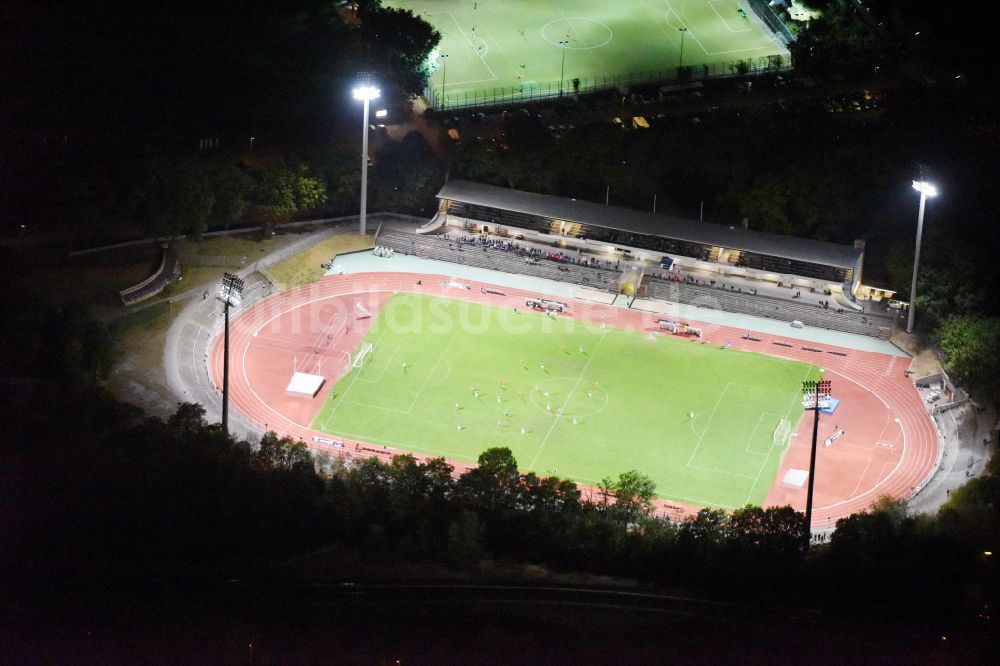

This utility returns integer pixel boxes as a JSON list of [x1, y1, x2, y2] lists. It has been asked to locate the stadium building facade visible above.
[[430, 180, 866, 297]]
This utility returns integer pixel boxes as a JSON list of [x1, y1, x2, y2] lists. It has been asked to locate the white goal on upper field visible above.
[[773, 418, 791, 446], [355, 301, 372, 319], [352, 342, 374, 368]]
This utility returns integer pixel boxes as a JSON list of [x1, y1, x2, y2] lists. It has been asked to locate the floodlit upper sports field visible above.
[[312, 293, 819, 508], [390, 0, 788, 107]]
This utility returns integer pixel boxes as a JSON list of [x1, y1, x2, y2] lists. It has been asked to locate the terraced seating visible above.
[[376, 228, 621, 292], [643, 277, 895, 338], [240, 271, 274, 308], [376, 228, 897, 338], [120, 246, 180, 305]]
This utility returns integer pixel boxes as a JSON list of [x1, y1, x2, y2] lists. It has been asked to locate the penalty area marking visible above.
[[709, 0, 752, 33], [355, 341, 400, 384], [450, 10, 498, 81], [339, 357, 453, 417], [663, 9, 687, 32], [426, 11, 499, 85], [745, 412, 787, 455], [318, 326, 391, 431], [327, 334, 455, 422], [685, 383, 790, 485]]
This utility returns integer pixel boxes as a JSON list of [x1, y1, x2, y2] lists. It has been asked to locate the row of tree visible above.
[[127, 159, 329, 238], [791, 0, 996, 85], [0, 291, 994, 647], [5, 377, 994, 632]]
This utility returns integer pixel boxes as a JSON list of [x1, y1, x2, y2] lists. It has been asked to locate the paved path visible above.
[[163, 223, 358, 440], [907, 401, 994, 515]]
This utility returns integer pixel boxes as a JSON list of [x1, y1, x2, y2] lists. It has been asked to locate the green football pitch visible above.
[[312, 293, 819, 508], [389, 0, 788, 108]]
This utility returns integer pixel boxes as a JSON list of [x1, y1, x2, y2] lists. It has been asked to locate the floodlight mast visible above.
[[217, 272, 244, 433], [678, 27, 688, 69], [439, 53, 449, 109], [558, 40, 568, 96], [907, 178, 938, 333], [801, 379, 831, 550], [352, 83, 380, 236]]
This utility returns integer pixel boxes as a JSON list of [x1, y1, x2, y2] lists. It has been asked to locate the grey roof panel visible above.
[[438, 180, 862, 269]]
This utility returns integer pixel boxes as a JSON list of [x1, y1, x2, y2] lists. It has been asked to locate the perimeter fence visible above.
[[426, 54, 791, 110]]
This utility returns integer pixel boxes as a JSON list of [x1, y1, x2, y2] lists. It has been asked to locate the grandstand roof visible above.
[[437, 180, 862, 269]]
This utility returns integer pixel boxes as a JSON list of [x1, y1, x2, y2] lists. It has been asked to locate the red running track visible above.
[[209, 272, 937, 528]]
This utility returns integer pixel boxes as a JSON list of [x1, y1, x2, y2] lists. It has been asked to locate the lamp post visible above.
[[249, 136, 254, 154], [558, 40, 568, 96], [802, 379, 831, 550], [352, 84, 380, 236], [678, 27, 688, 69], [907, 179, 938, 334], [439, 53, 449, 109], [217, 272, 244, 434]]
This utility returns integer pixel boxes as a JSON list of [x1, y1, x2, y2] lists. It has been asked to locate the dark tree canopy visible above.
[[360, 6, 440, 93]]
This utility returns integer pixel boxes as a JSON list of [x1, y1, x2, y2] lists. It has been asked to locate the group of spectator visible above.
[[440, 231, 869, 324], [372, 245, 394, 258], [450, 234, 522, 253], [446, 233, 620, 270], [668, 273, 760, 296]]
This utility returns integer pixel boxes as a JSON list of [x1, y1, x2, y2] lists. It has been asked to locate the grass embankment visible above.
[[265, 232, 374, 290]]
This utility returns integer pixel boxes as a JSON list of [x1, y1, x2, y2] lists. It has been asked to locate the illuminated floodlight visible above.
[[907, 175, 938, 333], [801, 378, 832, 550], [353, 81, 380, 235], [801, 380, 832, 409], [218, 272, 244, 308], [352, 84, 380, 101], [217, 271, 245, 434], [912, 180, 938, 197]]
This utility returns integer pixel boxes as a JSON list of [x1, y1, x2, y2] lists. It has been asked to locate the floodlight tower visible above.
[[907, 177, 938, 333], [439, 53, 449, 109], [677, 27, 688, 69], [801, 378, 831, 550], [558, 40, 569, 96], [217, 272, 244, 433], [352, 83, 380, 236]]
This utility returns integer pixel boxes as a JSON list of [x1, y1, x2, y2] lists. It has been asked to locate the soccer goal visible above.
[[355, 302, 372, 319], [352, 342, 374, 369], [772, 418, 791, 446]]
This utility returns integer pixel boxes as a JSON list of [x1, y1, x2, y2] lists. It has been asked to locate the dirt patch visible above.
[[891, 329, 942, 376]]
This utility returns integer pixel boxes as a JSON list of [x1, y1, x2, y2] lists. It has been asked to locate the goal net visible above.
[[352, 342, 374, 369], [355, 302, 373, 319], [772, 418, 791, 446]]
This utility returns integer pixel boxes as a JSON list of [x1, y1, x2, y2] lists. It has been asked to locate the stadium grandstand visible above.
[[432, 180, 863, 292], [377, 180, 899, 338]]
